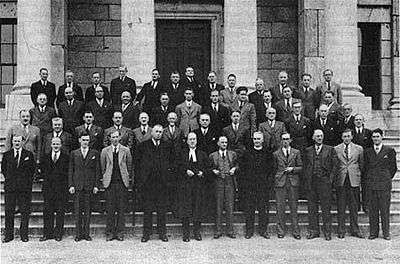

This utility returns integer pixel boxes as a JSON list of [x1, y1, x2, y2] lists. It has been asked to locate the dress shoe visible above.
[[21, 237, 29, 242], [383, 236, 391, 240], [351, 232, 364, 239], [159, 234, 168, 242], [194, 233, 202, 241], [55, 236, 62, 242], [368, 235, 378, 240], [227, 233, 236, 239], [260, 232, 270, 239], [39, 236, 52, 242], [293, 234, 301, 240], [74, 236, 81, 242], [84, 236, 92, 241], [116, 235, 124, 241], [2, 237, 13, 243], [324, 234, 331, 241], [141, 235, 150, 243], [213, 233, 222, 239], [337, 234, 345, 239], [307, 233, 319, 239], [277, 234, 284, 239], [183, 236, 190, 242]]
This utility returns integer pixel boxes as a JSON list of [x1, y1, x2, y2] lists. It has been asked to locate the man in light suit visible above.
[[103, 111, 134, 150], [304, 129, 338, 241], [209, 136, 239, 239], [316, 69, 342, 105], [175, 88, 202, 137], [68, 133, 101, 242], [334, 129, 364, 239], [274, 86, 302, 122], [74, 111, 104, 152], [42, 117, 74, 155], [110, 66, 136, 106], [231, 86, 257, 135], [30, 68, 56, 107], [273, 133, 303, 239], [258, 107, 287, 152], [58, 87, 85, 135], [113, 91, 140, 130], [364, 128, 397, 240], [162, 112, 185, 153], [220, 73, 238, 109], [133, 112, 152, 146], [5, 109, 41, 164], [101, 130, 133, 241]]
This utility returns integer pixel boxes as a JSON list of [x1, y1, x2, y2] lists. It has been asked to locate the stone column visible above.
[[389, 0, 400, 115], [121, 0, 156, 86], [224, 0, 257, 87], [6, 0, 52, 121], [324, 0, 371, 116]]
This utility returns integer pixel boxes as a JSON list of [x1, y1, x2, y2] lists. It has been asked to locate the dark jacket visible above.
[[85, 100, 113, 129], [40, 152, 69, 193], [68, 148, 101, 191], [84, 84, 110, 103], [1, 149, 35, 192], [57, 83, 83, 107], [30, 80, 56, 107], [193, 127, 218, 155], [110, 76, 136, 105], [203, 103, 231, 136], [58, 99, 85, 134]]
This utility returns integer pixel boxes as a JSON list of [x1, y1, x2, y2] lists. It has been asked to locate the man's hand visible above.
[[187, 170, 195, 177], [93, 187, 98, 194], [212, 169, 220, 175], [229, 167, 236, 175], [197, 171, 203, 178], [69, 187, 75, 194]]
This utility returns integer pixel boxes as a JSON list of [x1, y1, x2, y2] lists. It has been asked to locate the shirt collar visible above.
[[112, 144, 120, 152], [219, 149, 226, 156], [254, 146, 263, 151]]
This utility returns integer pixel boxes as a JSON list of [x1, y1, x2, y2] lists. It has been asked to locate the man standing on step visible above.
[[68, 133, 101, 242], [2, 135, 35, 243], [101, 130, 132, 241], [39, 137, 69, 242], [364, 128, 397, 240]]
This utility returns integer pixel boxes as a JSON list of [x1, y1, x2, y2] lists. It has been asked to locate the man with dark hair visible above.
[[270, 71, 294, 104], [175, 88, 202, 137], [30, 93, 57, 145], [323, 90, 343, 123], [110, 66, 136, 106], [222, 111, 250, 156], [274, 86, 301, 122], [181, 66, 202, 102], [57, 70, 83, 106], [248, 78, 267, 126], [132, 112, 153, 146], [103, 111, 134, 149], [2, 135, 35, 243], [42, 117, 74, 155], [231, 86, 257, 135], [114, 91, 140, 130], [364, 128, 397, 240], [30, 68, 56, 107], [312, 104, 341, 146], [203, 90, 231, 136], [85, 72, 110, 103], [284, 102, 312, 152], [193, 113, 218, 155], [341, 104, 355, 130], [141, 68, 164, 114], [151, 93, 173, 127], [163, 71, 185, 108], [75, 111, 104, 152], [58, 87, 85, 134], [85, 86, 113, 129], [293, 73, 318, 120], [200, 71, 224, 107], [220, 74, 238, 109], [258, 107, 287, 152], [316, 69, 342, 105]]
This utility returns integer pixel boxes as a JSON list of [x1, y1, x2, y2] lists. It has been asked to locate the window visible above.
[[0, 18, 17, 107]]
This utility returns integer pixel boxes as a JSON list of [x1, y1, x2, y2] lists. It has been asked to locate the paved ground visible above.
[[1, 234, 399, 264]]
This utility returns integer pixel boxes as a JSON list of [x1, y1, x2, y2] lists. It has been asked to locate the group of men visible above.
[[1, 66, 397, 243]]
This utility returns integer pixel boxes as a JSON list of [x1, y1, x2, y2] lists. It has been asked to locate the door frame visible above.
[[155, 5, 223, 82]]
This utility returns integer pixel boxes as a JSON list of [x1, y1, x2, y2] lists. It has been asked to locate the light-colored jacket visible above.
[[175, 101, 202, 136], [100, 144, 133, 188], [334, 142, 364, 187]]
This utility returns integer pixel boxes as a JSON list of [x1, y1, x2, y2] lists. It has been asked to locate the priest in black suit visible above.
[[140, 68, 164, 114], [202, 90, 230, 136], [110, 66, 136, 106], [56, 70, 83, 107], [84, 72, 110, 103], [199, 71, 224, 107], [30, 68, 56, 107], [163, 71, 185, 108]]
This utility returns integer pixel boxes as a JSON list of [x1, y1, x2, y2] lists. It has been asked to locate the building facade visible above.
[[0, 0, 399, 121]]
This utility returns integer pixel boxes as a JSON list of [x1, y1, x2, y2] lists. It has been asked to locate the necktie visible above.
[[327, 82, 331, 91], [114, 147, 117, 154], [375, 146, 379, 154], [15, 150, 20, 166], [86, 125, 90, 134], [189, 152, 194, 163], [296, 116, 300, 123], [316, 146, 320, 155], [142, 128, 146, 135], [221, 152, 226, 159], [82, 150, 87, 159], [24, 125, 29, 134], [202, 129, 206, 136], [286, 99, 290, 111], [69, 100, 72, 106], [213, 104, 217, 112], [170, 126, 175, 135], [239, 102, 243, 110], [345, 144, 349, 161], [53, 152, 57, 163]]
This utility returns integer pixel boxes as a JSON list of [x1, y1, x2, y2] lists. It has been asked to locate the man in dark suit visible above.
[[84, 72, 110, 103], [181, 66, 202, 103], [364, 129, 397, 240], [203, 90, 230, 137], [56, 70, 83, 107], [341, 103, 355, 130], [74, 111, 104, 152], [241, 132, 273, 239], [274, 86, 302, 122], [270, 71, 294, 104], [110, 66, 136, 106], [304, 129, 338, 240], [334, 129, 364, 239], [30, 68, 56, 107], [150, 93, 173, 127], [30, 93, 57, 144], [324, 90, 344, 124], [162, 112, 185, 153], [284, 102, 312, 152], [141, 68, 164, 114], [68, 133, 101, 242], [316, 69, 342, 105], [248, 78, 266, 126], [222, 111, 250, 156], [1, 135, 35, 243], [39, 137, 69, 241], [103, 111, 134, 149], [273, 133, 303, 239], [42, 117, 74, 155], [135, 125, 175, 242], [58, 87, 85, 135], [175, 132, 210, 242], [312, 104, 341, 146], [132, 112, 153, 147], [199, 71, 224, 107], [114, 91, 140, 130], [258, 107, 287, 152], [293, 73, 318, 120], [193, 113, 218, 155], [85, 86, 113, 129], [162, 71, 185, 108], [231, 86, 257, 135]]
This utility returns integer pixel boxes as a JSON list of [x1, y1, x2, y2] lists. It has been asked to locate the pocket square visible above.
[[384, 155, 388, 159], [91, 156, 96, 160], [24, 157, 29, 161], [303, 125, 307, 128]]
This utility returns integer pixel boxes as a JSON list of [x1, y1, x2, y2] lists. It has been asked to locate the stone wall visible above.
[[67, 0, 121, 90], [257, 0, 298, 88]]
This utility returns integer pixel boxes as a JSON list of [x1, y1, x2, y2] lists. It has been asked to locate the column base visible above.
[[341, 83, 372, 119], [389, 97, 400, 117], [5, 87, 33, 122]]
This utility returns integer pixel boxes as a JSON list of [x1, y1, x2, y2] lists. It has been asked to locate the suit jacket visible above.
[[303, 144, 338, 189], [103, 126, 134, 149], [133, 126, 153, 146], [68, 148, 101, 191], [162, 125, 185, 152], [312, 117, 341, 146], [100, 144, 133, 188], [326, 102, 344, 123], [175, 101, 202, 136], [42, 131, 74, 155], [364, 145, 397, 191], [353, 127, 373, 149], [241, 147, 273, 188], [1, 149, 35, 192], [231, 101, 257, 135], [30, 80, 57, 107], [273, 147, 303, 187], [199, 83, 224, 107], [58, 99, 85, 134], [258, 120, 287, 151], [181, 77, 202, 102], [40, 152, 69, 193], [114, 102, 140, 130], [203, 103, 231, 136], [110, 76, 136, 105], [342, 115, 355, 130], [74, 124, 104, 151], [141, 80, 164, 113], [274, 98, 302, 122], [162, 82, 185, 108], [29, 106, 57, 136], [270, 84, 295, 104], [334, 142, 364, 187], [85, 100, 113, 129], [5, 124, 41, 162], [56, 83, 83, 107], [220, 87, 237, 109], [248, 90, 266, 125], [84, 84, 110, 103], [293, 86, 318, 120], [193, 127, 218, 155], [222, 124, 250, 153], [209, 150, 238, 176], [177, 147, 211, 184], [284, 115, 312, 151], [150, 105, 173, 127], [316, 81, 343, 105]]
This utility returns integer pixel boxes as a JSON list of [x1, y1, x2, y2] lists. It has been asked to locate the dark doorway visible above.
[[156, 19, 211, 83], [358, 23, 381, 110]]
